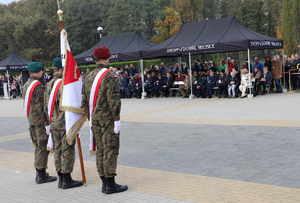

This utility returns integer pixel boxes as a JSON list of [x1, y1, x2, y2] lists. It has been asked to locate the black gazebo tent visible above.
[[0, 52, 30, 71], [141, 17, 283, 98], [75, 32, 154, 65], [0, 52, 31, 98], [142, 17, 283, 59]]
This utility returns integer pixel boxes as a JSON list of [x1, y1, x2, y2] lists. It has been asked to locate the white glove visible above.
[[45, 125, 51, 135], [114, 121, 121, 134]]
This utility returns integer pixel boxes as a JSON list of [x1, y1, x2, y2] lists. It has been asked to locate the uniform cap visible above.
[[27, 62, 44, 73], [52, 57, 62, 69], [93, 46, 111, 60]]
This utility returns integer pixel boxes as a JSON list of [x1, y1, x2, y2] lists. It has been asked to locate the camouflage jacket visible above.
[[23, 78, 48, 126], [45, 77, 65, 131], [82, 65, 121, 124]]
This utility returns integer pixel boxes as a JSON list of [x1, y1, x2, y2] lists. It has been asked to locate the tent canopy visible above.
[[0, 52, 31, 71], [76, 32, 154, 64], [142, 17, 283, 59]]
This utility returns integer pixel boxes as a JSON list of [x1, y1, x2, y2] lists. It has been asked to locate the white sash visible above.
[[46, 79, 63, 152], [89, 68, 109, 151], [24, 80, 41, 117]]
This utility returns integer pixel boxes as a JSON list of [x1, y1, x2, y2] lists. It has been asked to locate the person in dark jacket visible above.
[[216, 71, 227, 98], [206, 71, 217, 98], [194, 71, 207, 98], [161, 72, 174, 97]]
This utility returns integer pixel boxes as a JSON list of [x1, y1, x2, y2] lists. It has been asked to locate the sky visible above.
[[0, 0, 19, 4]]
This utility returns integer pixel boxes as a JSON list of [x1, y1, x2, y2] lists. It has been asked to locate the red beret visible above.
[[93, 46, 111, 60]]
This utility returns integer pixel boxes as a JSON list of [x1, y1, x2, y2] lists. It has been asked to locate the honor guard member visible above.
[[45, 58, 83, 189], [82, 47, 128, 194], [23, 62, 57, 184]]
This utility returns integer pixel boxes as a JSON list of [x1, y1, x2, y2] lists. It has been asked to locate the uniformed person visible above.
[[45, 58, 83, 189], [23, 62, 57, 184], [82, 47, 128, 194]]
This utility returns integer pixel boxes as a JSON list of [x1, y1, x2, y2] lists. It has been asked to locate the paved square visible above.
[[0, 94, 300, 202]]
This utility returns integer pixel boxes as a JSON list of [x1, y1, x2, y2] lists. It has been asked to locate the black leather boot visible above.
[[35, 168, 57, 184], [105, 177, 128, 194], [57, 171, 63, 189], [62, 173, 83, 189], [100, 176, 107, 193]]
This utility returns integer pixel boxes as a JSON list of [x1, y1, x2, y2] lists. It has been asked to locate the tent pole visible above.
[[188, 52, 194, 99], [140, 59, 146, 99], [282, 50, 286, 90], [6, 69, 11, 99], [247, 49, 253, 98]]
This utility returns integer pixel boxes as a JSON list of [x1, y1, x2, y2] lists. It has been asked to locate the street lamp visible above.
[[97, 26, 104, 39]]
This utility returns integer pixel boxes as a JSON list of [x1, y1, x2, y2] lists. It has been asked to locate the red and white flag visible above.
[[60, 29, 86, 144]]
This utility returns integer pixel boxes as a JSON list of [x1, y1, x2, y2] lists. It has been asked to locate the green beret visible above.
[[27, 62, 44, 73], [52, 57, 62, 69]]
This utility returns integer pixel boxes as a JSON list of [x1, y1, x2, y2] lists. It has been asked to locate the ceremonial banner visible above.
[[60, 29, 86, 144]]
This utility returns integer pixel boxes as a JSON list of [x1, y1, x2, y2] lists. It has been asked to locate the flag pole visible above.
[[56, 0, 87, 185], [76, 135, 87, 184]]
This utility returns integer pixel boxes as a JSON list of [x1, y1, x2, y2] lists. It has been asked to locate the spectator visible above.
[[253, 67, 262, 96], [119, 72, 130, 98], [228, 71, 238, 98], [264, 56, 273, 72], [260, 66, 273, 94], [194, 71, 207, 98], [227, 59, 235, 73], [206, 70, 217, 98], [161, 72, 174, 97], [217, 60, 227, 72], [239, 67, 249, 98], [272, 56, 283, 93], [254, 57, 264, 73], [216, 71, 227, 98]]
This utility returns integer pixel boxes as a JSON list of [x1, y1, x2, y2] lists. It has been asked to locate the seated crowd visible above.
[[113, 56, 284, 99]]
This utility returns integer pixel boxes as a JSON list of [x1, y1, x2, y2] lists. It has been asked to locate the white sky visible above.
[[0, 0, 19, 4]]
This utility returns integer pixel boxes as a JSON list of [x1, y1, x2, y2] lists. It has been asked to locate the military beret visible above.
[[27, 62, 44, 73], [93, 46, 111, 60], [52, 57, 63, 69]]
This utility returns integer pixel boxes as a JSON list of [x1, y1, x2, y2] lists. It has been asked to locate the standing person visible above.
[[81, 47, 128, 194], [272, 56, 283, 93], [22, 62, 57, 184], [45, 58, 83, 189]]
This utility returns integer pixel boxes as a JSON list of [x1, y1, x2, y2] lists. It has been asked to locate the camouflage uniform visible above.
[[45, 77, 75, 174], [82, 64, 121, 178], [23, 78, 49, 169]]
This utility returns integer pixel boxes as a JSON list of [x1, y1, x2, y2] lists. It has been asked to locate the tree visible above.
[[282, 0, 300, 55], [172, 0, 203, 23], [152, 7, 182, 43]]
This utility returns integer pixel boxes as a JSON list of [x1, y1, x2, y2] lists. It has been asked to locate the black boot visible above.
[[35, 168, 57, 184], [62, 173, 83, 189], [100, 176, 107, 193], [57, 171, 63, 189], [105, 177, 128, 194]]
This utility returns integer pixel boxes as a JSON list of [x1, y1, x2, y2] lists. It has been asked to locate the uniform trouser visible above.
[[29, 125, 49, 169], [92, 120, 120, 178], [51, 129, 75, 174]]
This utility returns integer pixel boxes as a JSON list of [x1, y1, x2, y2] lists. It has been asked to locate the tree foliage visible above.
[[0, 0, 299, 62]]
